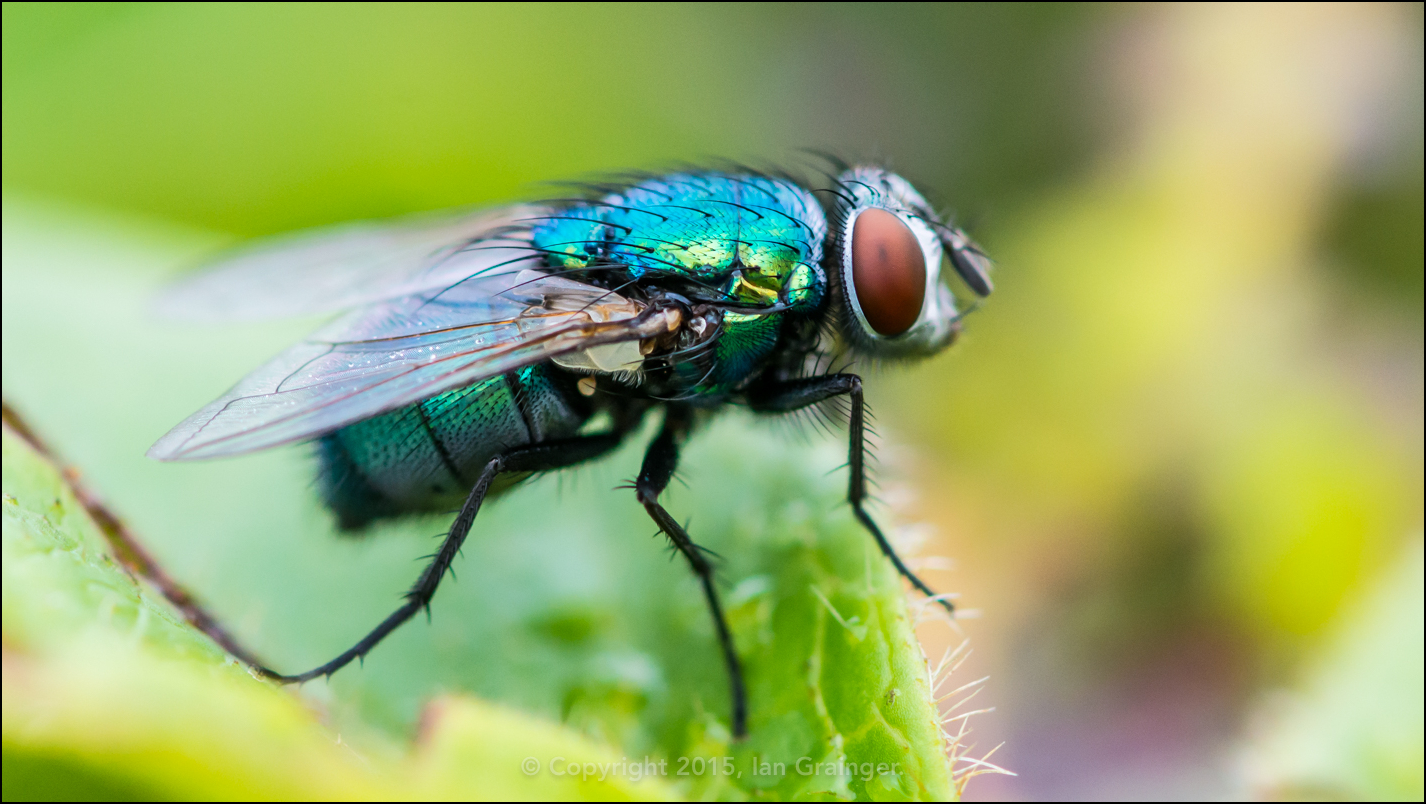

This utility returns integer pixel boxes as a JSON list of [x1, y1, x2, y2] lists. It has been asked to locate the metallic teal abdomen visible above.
[[317, 365, 588, 529]]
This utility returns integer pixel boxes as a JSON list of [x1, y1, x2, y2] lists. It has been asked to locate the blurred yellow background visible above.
[[4, 3, 1421, 799]]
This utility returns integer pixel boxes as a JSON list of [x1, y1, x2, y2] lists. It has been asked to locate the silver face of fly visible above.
[[146, 162, 993, 740], [827, 166, 993, 359]]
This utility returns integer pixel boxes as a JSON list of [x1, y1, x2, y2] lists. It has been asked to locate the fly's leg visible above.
[[260, 432, 626, 684], [748, 374, 955, 615], [636, 405, 748, 739]]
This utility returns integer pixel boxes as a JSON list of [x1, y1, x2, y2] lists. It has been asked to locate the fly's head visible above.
[[825, 166, 992, 360]]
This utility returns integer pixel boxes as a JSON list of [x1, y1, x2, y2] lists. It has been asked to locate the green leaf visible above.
[[2, 423, 677, 801]]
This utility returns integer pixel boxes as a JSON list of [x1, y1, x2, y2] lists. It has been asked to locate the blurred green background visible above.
[[3, 3, 1422, 800]]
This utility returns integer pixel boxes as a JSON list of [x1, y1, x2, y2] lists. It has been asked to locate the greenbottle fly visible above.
[[150, 163, 993, 738]]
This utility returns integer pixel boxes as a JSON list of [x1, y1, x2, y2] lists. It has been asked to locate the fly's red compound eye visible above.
[[851, 208, 925, 337]]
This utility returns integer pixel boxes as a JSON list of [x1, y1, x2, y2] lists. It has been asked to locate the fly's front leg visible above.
[[636, 405, 748, 739], [748, 374, 955, 615], [259, 432, 626, 684]]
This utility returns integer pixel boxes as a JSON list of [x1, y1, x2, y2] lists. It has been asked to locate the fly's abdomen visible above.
[[317, 365, 589, 529]]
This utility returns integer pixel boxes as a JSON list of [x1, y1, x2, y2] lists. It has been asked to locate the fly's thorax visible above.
[[659, 304, 784, 396], [522, 172, 836, 396], [569, 297, 785, 400], [528, 173, 828, 313]]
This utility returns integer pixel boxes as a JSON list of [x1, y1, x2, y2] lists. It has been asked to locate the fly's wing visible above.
[[158, 205, 548, 320], [149, 269, 680, 461]]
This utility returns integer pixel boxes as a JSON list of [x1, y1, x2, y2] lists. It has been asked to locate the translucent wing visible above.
[[158, 205, 548, 320], [149, 269, 680, 461]]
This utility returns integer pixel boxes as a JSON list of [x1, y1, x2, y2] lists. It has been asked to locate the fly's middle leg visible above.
[[635, 405, 748, 739], [259, 432, 626, 684]]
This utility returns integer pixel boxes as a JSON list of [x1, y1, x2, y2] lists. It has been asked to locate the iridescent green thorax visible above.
[[531, 173, 827, 312], [531, 173, 828, 398]]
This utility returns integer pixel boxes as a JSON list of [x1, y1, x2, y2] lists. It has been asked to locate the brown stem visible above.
[[2, 400, 272, 671]]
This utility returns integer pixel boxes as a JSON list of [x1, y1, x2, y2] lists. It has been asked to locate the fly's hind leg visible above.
[[635, 405, 748, 739], [748, 374, 955, 615], [260, 432, 626, 684]]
